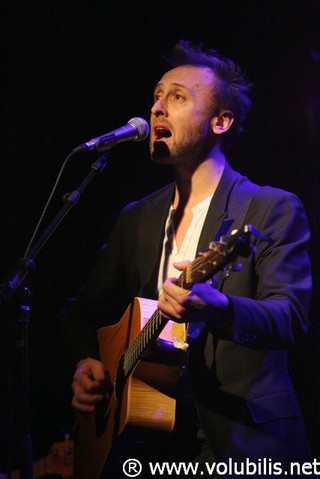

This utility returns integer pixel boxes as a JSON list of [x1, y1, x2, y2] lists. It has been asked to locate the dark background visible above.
[[1, 0, 320, 471]]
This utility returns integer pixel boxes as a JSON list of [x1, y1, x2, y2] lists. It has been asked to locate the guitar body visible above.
[[73, 297, 188, 479]]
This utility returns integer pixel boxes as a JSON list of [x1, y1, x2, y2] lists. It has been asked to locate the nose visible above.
[[151, 98, 167, 117]]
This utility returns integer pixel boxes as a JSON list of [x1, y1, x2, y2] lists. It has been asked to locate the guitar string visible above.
[[123, 245, 228, 376], [123, 246, 225, 376]]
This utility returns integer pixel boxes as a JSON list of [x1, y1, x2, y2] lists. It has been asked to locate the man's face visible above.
[[149, 65, 217, 166]]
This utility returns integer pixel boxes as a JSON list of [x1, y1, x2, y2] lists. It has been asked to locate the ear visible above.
[[211, 110, 234, 135]]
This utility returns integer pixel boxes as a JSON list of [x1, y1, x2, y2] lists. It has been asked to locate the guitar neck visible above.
[[123, 307, 168, 376], [123, 265, 196, 376]]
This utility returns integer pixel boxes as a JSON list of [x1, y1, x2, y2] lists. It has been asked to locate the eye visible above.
[[153, 91, 162, 102], [171, 91, 186, 103]]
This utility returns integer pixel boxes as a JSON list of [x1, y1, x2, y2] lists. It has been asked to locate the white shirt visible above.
[[155, 194, 213, 348], [157, 194, 213, 296]]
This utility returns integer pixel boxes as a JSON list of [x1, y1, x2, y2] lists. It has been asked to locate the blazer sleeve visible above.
[[221, 186, 312, 349], [62, 202, 136, 375]]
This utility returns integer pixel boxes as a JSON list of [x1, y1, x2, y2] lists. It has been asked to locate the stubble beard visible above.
[[150, 129, 213, 170]]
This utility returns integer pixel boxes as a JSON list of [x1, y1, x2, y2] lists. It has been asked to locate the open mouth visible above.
[[154, 126, 172, 140]]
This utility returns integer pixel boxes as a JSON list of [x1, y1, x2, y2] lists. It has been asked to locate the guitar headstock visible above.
[[180, 224, 271, 288]]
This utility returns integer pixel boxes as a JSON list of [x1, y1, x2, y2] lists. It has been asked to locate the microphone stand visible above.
[[0, 153, 108, 478]]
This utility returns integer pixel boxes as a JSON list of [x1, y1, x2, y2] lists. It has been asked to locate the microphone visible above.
[[73, 117, 150, 154]]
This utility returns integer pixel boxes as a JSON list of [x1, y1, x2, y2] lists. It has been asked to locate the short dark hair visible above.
[[167, 40, 252, 148]]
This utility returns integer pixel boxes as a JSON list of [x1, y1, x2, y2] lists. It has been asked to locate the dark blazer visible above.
[[68, 162, 312, 466]]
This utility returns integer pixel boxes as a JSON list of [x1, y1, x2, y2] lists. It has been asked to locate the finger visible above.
[[73, 387, 103, 404], [160, 300, 182, 319], [172, 260, 191, 271], [75, 377, 106, 397], [73, 370, 107, 397], [77, 358, 106, 381], [159, 290, 188, 321], [71, 380, 105, 412], [71, 395, 97, 413], [72, 376, 101, 396], [162, 280, 189, 303]]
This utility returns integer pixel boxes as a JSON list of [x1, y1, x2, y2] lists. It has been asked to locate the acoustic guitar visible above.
[[73, 225, 267, 478]]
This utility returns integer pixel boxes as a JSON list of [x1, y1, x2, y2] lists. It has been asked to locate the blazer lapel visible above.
[[136, 183, 175, 297], [188, 163, 240, 343], [197, 162, 240, 253]]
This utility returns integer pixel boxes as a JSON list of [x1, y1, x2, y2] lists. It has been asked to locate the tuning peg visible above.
[[218, 262, 243, 281], [228, 262, 242, 272], [220, 270, 231, 280], [218, 236, 228, 244]]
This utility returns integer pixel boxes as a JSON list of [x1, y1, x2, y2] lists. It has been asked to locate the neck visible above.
[[172, 144, 226, 209]]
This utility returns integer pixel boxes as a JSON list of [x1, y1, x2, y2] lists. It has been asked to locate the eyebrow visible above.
[[154, 82, 189, 91]]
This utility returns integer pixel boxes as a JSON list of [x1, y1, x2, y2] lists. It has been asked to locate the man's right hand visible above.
[[71, 357, 106, 413]]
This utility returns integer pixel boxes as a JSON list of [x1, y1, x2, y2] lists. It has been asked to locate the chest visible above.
[[172, 209, 194, 252]]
